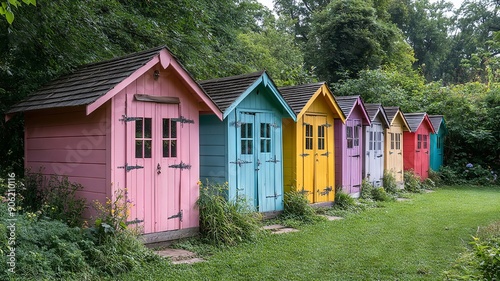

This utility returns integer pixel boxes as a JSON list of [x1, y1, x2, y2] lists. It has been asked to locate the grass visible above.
[[113, 185, 500, 280]]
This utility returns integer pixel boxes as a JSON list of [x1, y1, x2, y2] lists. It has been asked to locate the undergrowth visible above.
[[197, 181, 262, 247]]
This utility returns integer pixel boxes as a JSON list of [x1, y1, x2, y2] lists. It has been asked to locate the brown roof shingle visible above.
[[7, 46, 169, 114]]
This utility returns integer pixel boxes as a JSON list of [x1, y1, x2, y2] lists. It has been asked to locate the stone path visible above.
[[262, 224, 299, 234], [155, 248, 205, 265], [321, 215, 344, 221]]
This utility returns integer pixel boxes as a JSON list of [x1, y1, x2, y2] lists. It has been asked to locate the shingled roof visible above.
[[199, 71, 265, 113], [199, 71, 296, 120], [384, 106, 400, 122], [278, 82, 325, 114], [364, 103, 389, 128], [404, 112, 436, 133], [8, 47, 165, 114], [428, 115, 446, 133], [7, 46, 222, 119]]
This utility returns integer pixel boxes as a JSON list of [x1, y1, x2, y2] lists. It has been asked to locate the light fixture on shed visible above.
[[154, 70, 160, 80]]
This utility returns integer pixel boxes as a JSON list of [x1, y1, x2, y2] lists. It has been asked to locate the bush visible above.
[[334, 189, 356, 210], [197, 182, 262, 247], [17, 172, 87, 227], [0, 183, 159, 280], [360, 179, 374, 200], [282, 187, 317, 223], [383, 171, 398, 194], [472, 236, 500, 280], [404, 170, 423, 193], [428, 169, 442, 186], [371, 187, 394, 202]]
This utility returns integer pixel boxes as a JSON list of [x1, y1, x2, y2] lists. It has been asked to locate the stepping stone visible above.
[[262, 224, 285, 230], [172, 257, 205, 265], [321, 215, 344, 221], [397, 198, 411, 202], [271, 227, 299, 234], [424, 189, 434, 193], [155, 248, 205, 264]]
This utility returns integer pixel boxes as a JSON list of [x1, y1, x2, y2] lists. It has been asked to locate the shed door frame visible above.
[[302, 114, 333, 202], [235, 109, 281, 212], [124, 98, 182, 234]]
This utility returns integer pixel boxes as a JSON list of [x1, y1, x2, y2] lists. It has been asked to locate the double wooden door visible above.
[[301, 115, 333, 202], [124, 100, 183, 234], [235, 110, 282, 212]]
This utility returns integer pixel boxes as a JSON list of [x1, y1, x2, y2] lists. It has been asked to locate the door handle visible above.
[[157, 163, 161, 175]]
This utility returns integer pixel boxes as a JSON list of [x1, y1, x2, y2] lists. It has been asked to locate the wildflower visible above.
[[466, 163, 473, 168], [197, 180, 202, 186]]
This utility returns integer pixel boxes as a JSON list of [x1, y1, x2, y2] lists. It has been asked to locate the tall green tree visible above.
[[388, 0, 453, 82], [305, 0, 412, 83]]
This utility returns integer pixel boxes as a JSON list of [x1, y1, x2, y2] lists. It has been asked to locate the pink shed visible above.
[[6, 47, 222, 243]]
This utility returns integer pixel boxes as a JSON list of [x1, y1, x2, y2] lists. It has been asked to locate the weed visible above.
[[333, 189, 356, 210], [383, 171, 398, 194], [361, 179, 374, 200], [197, 181, 262, 247], [404, 170, 423, 193], [281, 187, 317, 223]]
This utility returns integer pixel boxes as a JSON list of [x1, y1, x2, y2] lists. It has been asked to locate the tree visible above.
[[388, 0, 454, 82], [0, 0, 35, 24], [305, 0, 412, 83]]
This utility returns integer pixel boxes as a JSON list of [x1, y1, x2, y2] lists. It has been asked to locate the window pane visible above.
[[163, 140, 170, 157], [247, 124, 253, 138], [347, 126, 352, 138], [171, 120, 177, 138], [241, 124, 246, 138], [266, 140, 271, 152], [247, 140, 253, 154], [163, 119, 170, 138], [347, 139, 353, 149], [144, 140, 152, 158], [171, 140, 177, 157], [241, 140, 247, 154], [135, 140, 143, 158], [135, 119, 143, 138], [144, 118, 152, 138]]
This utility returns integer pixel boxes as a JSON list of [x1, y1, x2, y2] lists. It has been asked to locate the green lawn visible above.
[[117, 186, 500, 280]]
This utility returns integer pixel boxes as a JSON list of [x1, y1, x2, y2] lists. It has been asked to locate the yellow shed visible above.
[[280, 82, 345, 204], [383, 107, 411, 187]]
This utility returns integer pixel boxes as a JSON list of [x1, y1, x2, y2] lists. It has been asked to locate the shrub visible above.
[[404, 170, 423, 193], [18, 172, 87, 227], [382, 171, 398, 194], [472, 236, 500, 280], [197, 182, 262, 247], [428, 169, 442, 186], [371, 187, 394, 202], [334, 189, 356, 210], [282, 187, 317, 223], [360, 179, 374, 200], [0, 185, 159, 280]]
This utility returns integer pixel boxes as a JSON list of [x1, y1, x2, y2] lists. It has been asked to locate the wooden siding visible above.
[[429, 115, 446, 171], [200, 114, 228, 184], [25, 105, 110, 218], [403, 114, 434, 180]]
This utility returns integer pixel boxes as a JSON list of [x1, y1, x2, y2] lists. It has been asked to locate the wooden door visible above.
[[415, 134, 424, 177], [256, 112, 282, 212], [421, 133, 429, 179], [125, 99, 181, 234], [346, 120, 362, 195], [156, 104, 182, 232], [236, 111, 257, 207], [301, 115, 333, 203], [366, 124, 383, 186]]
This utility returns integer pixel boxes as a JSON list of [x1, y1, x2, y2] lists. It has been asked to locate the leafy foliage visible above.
[[383, 170, 398, 194], [334, 188, 356, 209], [404, 170, 423, 193], [306, 0, 410, 83], [197, 182, 262, 247], [282, 187, 317, 223]]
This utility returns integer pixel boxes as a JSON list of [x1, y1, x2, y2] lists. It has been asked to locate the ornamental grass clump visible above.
[[197, 181, 262, 247], [281, 187, 317, 224]]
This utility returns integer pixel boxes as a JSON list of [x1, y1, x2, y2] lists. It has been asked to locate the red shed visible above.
[[403, 113, 435, 180], [6, 47, 222, 243]]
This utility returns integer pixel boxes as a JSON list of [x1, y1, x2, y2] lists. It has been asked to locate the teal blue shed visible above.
[[429, 115, 447, 171], [199, 71, 296, 213]]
